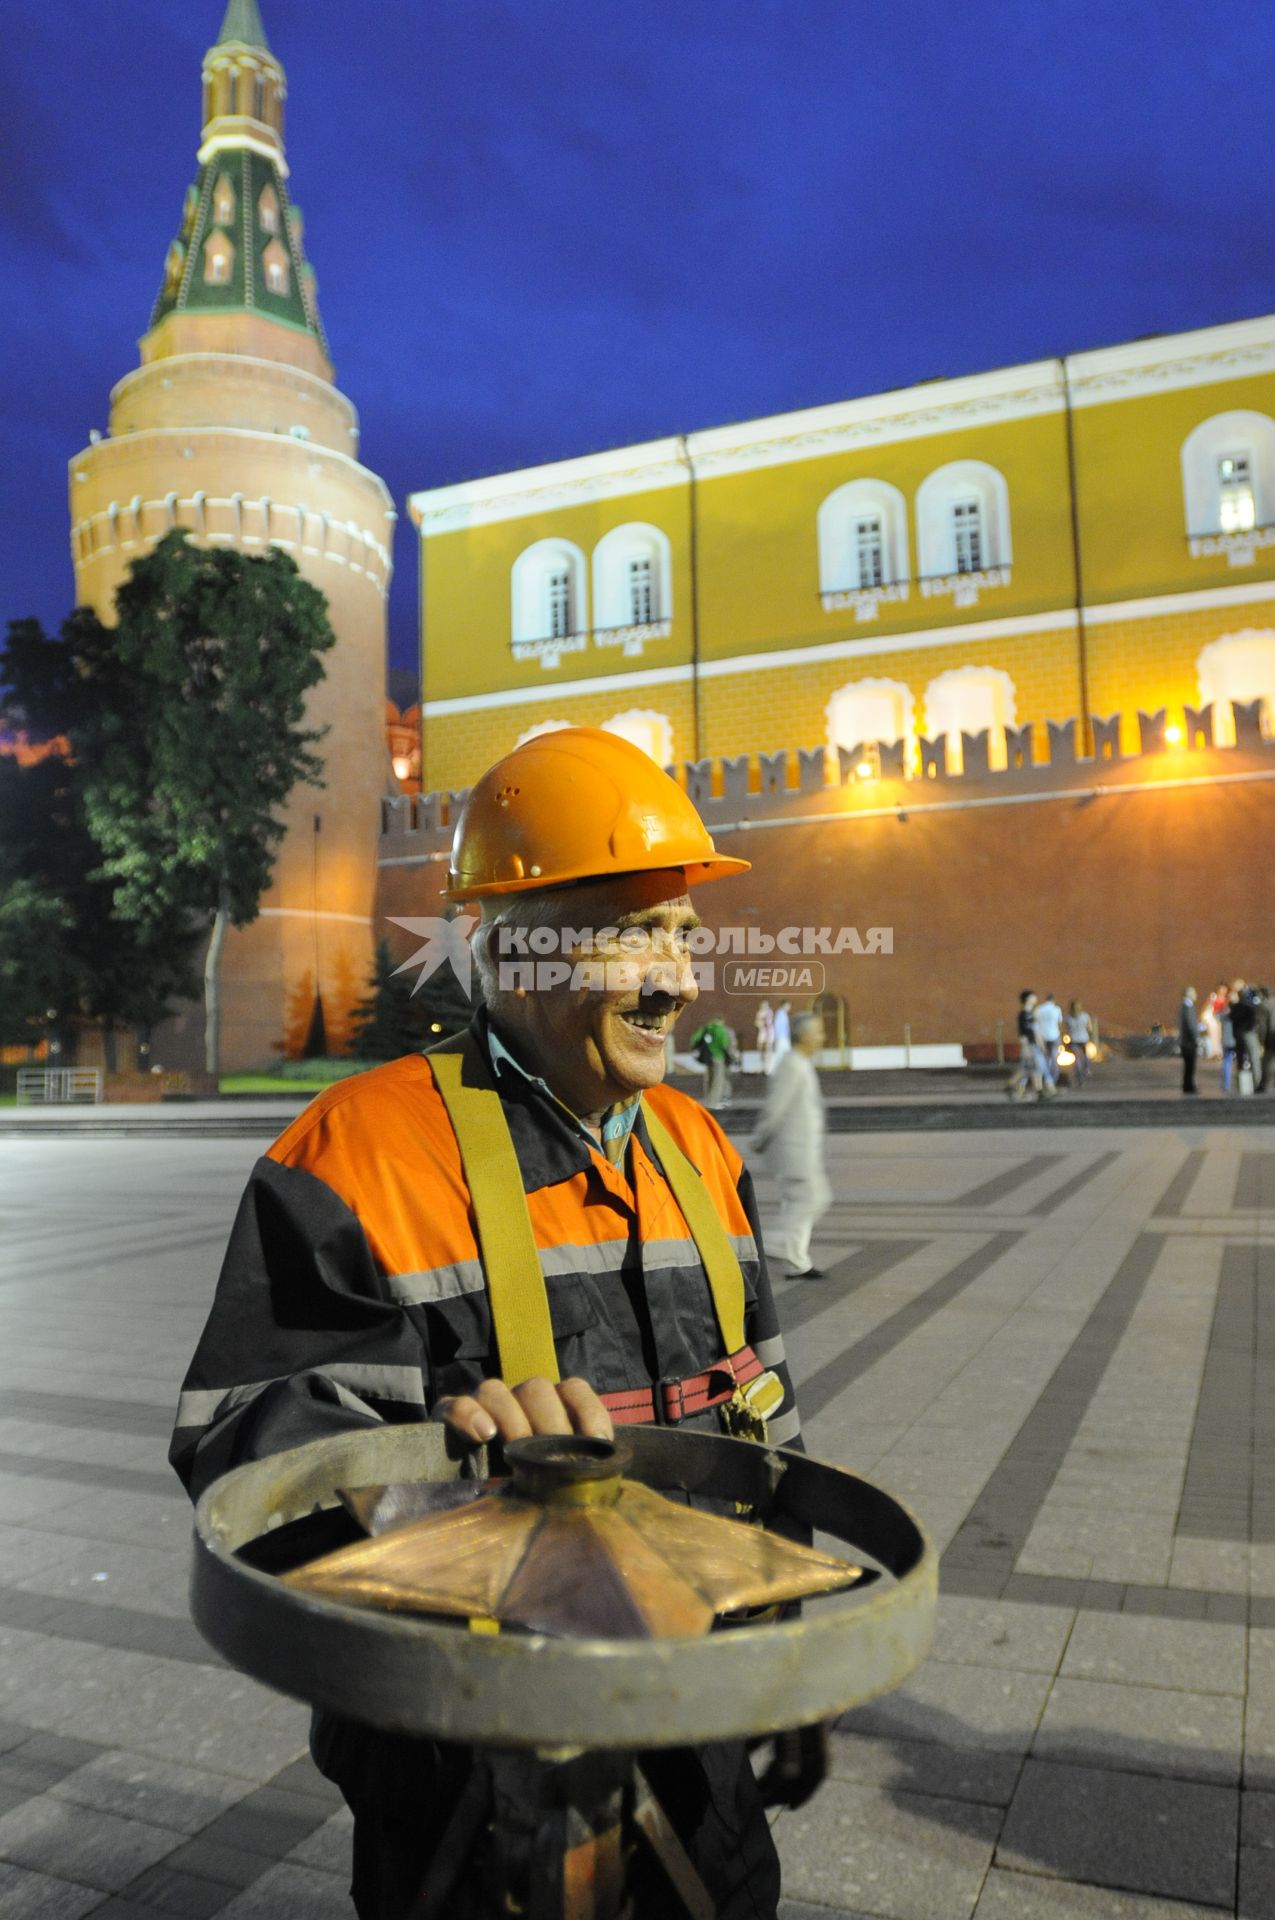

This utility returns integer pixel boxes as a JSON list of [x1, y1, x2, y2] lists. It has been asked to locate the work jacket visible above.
[[170, 1015, 800, 1501]]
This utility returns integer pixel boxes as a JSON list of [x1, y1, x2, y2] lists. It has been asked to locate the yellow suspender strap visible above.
[[427, 1036, 561, 1387], [640, 1104, 747, 1357], [427, 1033, 750, 1381]]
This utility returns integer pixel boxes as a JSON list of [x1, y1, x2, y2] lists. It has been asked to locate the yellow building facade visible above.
[[409, 316, 1275, 788]]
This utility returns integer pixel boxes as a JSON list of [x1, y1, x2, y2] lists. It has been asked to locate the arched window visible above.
[[257, 184, 279, 234], [817, 479, 909, 603], [163, 240, 185, 294], [923, 666, 1017, 773], [202, 231, 235, 285], [511, 539, 588, 647], [261, 237, 290, 296], [1197, 631, 1275, 745], [603, 710, 674, 767], [592, 524, 672, 631], [253, 74, 266, 121], [1181, 412, 1275, 542], [514, 718, 573, 747], [212, 173, 236, 227], [825, 679, 914, 755], [916, 461, 1012, 582]]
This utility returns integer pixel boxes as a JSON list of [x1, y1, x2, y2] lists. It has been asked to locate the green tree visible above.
[[348, 938, 429, 1060], [0, 867, 77, 1049], [0, 750, 198, 1065], [348, 928, 474, 1062], [3, 532, 336, 1075]]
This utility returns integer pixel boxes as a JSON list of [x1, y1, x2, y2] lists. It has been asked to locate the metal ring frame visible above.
[[192, 1424, 936, 1750]]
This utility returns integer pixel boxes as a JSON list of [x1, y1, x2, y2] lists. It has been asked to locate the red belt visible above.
[[600, 1345, 764, 1427]]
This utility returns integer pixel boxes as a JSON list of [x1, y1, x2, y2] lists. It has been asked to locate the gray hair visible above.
[[791, 1011, 822, 1041], [471, 888, 584, 1011]]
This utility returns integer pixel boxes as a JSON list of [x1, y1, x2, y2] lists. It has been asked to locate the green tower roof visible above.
[[150, 147, 328, 357], [216, 0, 271, 51]]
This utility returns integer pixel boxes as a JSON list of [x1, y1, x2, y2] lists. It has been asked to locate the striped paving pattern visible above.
[[0, 1123, 1271, 1916]]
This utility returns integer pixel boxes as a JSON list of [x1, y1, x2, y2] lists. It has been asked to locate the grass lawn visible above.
[[219, 1073, 336, 1094]]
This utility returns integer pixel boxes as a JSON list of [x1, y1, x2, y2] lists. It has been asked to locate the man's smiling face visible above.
[[495, 869, 701, 1120]]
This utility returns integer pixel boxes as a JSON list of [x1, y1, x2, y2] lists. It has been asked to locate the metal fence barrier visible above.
[[15, 1068, 103, 1106]]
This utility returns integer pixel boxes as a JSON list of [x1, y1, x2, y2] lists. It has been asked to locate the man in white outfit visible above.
[[1035, 992, 1064, 1086], [752, 1011, 832, 1279]]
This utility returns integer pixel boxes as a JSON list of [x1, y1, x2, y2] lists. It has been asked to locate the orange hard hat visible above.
[[445, 727, 750, 901]]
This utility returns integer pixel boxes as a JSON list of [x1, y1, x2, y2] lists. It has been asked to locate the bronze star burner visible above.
[[282, 1432, 870, 1639]]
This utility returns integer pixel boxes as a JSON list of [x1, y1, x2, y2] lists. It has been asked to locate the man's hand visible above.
[[436, 1376, 613, 1447]]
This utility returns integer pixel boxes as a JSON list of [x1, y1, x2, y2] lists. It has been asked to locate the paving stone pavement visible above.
[[0, 1119, 1272, 1916]]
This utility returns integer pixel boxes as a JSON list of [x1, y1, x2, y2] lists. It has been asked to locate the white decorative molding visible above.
[[825, 678, 915, 758], [924, 664, 1018, 773], [1188, 529, 1275, 568], [68, 492, 392, 592], [1068, 315, 1275, 408], [602, 708, 675, 766], [1197, 630, 1275, 746], [592, 618, 672, 657], [821, 583, 912, 621], [511, 635, 589, 671], [920, 566, 1012, 609]]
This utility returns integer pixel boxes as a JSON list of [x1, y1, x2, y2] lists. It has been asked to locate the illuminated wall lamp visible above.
[[855, 760, 875, 780], [392, 755, 412, 780], [1164, 725, 1183, 745]]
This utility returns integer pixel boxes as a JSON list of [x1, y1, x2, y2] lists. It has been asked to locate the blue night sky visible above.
[[3, 0, 1274, 688]]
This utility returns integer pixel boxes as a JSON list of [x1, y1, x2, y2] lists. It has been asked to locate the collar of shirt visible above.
[[483, 1019, 642, 1167]]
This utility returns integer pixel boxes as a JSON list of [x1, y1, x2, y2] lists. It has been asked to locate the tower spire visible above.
[[216, 0, 271, 51], [144, 3, 329, 377]]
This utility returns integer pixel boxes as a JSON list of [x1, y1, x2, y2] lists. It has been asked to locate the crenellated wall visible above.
[[376, 703, 1275, 1049]]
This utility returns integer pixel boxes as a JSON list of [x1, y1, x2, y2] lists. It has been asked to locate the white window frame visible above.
[[603, 709, 674, 767], [817, 479, 909, 600], [923, 665, 1017, 773], [202, 233, 235, 284], [1197, 630, 1275, 745], [511, 539, 589, 648], [915, 461, 1012, 580], [1181, 411, 1275, 539], [591, 523, 672, 634], [212, 174, 236, 227], [825, 678, 915, 758]]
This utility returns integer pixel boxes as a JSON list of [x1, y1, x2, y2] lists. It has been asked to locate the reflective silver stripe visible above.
[[384, 1232, 759, 1302], [385, 1259, 485, 1304], [767, 1406, 802, 1447], [754, 1334, 787, 1369], [175, 1362, 426, 1433]]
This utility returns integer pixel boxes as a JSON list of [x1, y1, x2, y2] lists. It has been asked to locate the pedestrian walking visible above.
[[1202, 984, 1227, 1060], [692, 1016, 737, 1109], [1178, 985, 1199, 1095], [1220, 991, 1237, 1093], [1232, 980, 1263, 1093], [1035, 992, 1064, 1086], [772, 1000, 792, 1065], [1007, 990, 1054, 1101], [1066, 1000, 1092, 1087], [1259, 986, 1274, 1094], [753, 1012, 831, 1279], [755, 999, 776, 1075]]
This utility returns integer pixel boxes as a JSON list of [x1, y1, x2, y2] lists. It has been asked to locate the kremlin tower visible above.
[[67, 0, 395, 1070]]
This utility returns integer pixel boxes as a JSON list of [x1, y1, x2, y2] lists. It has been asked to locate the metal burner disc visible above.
[[191, 1423, 935, 1751]]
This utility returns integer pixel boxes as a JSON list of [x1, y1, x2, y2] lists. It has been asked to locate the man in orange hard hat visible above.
[[171, 728, 803, 1918]]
